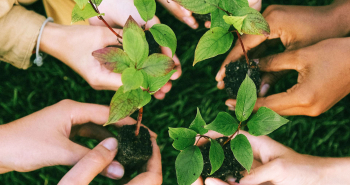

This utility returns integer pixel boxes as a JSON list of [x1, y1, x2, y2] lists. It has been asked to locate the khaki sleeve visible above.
[[0, 4, 46, 69]]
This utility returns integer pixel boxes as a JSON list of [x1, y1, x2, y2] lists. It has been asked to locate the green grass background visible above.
[[1, 0, 350, 184]]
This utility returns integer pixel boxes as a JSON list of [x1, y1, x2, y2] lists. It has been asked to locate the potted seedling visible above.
[[175, 0, 269, 98], [71, 0, 178, 175], [169, 75, 289, 184]]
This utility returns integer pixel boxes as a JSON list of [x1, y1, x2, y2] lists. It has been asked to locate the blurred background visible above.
[[1, 0, 349, 184]]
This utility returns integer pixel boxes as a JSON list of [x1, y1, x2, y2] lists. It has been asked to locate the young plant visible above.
[[176, 0, 269, 98], [70, 0, 177, 174], [169, 75, 289, 185], [71, 0, 177, 133]]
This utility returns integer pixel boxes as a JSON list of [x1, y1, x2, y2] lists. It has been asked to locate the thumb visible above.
[[239, 160, 278, 185], [58, 138, 121, 185]]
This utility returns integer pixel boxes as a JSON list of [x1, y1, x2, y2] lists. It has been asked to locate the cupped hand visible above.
[[59, 137, 162, 185], [192, 130, 350, 185], [89, 0, 182, 99], [216, 2, 350, 88], [0, 99, 158, 181]]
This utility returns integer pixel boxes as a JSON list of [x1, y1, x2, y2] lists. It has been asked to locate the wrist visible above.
[[321, 157, 350, 184], [40, 23, 68, 63]]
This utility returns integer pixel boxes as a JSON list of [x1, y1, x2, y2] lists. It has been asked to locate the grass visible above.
[[1, 0, 349, 184]]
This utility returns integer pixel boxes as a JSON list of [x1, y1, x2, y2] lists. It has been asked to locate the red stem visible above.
[[135, 107, 143, 136], [222, 121, 242, 146], [89, 0, 123, 39], [234, 30, 249, 66]]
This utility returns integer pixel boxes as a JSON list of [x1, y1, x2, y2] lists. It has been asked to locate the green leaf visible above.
[[230, 134, 253, 173], [189, 108, 208, 135], [169, 128, 197, 150], [210, 6, 230, 30], [92, 47, 133, 73], [204, 112, 238, 136], [173, 0, 219, 14], [234, 7, 270, 36], [147, 70, 176, 92], [223, 15, 247, 34], [121, 68, 144, 92], [141, 53, 175, 77], [71, 4, 100, 23], [91, 0, 103, 6], [235, 75, 257, 122], [221, 0, 249, 14], [175, 146, 203, 185], [209, 139, 224, 175], [149, 24, 177, 57], [123, 16, 149, 66], [139, 91, 152, 108], [106, 86, 142, 125], [194, 27, 233, 65], [74, 0, 88, 9], [134, 0, 156, 22], [248, 107, 289, 136]]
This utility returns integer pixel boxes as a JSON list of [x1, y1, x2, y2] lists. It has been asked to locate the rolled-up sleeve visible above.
[[0, 0, 46, 69]]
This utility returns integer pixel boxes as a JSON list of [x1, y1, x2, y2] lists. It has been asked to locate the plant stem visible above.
[[222, 121, 242, 146], [234, 30, 249, 66], [135, 107, 143, 136], [89, 0, 123, 39], [195, 135, 210, 145]]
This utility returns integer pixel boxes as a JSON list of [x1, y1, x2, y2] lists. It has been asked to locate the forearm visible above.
[[329, 0, 350, 36], [322, 157, 350, 184]]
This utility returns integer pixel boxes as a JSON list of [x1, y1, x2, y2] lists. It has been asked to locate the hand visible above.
[[0, 99, 156, 179], [216, 2, 350, 115], [157, 0, 262, 29], [59, 137, 162, 185], [193, 130, 350, 185], [89, 0, 182, 99]]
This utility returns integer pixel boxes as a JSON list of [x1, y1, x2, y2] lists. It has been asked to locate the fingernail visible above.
[[180, 6, 192, 16], [101, 138, 118, 151], [216, 70, 223, 81], [107, 161, 124, 179], [259, 84, 270, 97], [227, 104, 235, 111], [183, 17, 196, 27], [227, 176, 237, 184], [217, 81, 224, 88]]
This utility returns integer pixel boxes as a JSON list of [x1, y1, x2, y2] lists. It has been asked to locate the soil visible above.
[[223, 59, 261, 99], [192, 13, 211, 22], [115, 124, 153, 175], [200, 137, 245, 182], [145, 30, 161, 55]]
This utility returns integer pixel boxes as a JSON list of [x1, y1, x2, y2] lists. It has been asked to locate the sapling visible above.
[[169, 75, 289, 185], [175, 0, 269, 98], [71, 0, 178, 174]]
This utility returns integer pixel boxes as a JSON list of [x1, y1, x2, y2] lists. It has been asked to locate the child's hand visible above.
[[0, 100, 157, 181]]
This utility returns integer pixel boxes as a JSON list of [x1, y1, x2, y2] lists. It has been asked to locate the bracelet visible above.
[[33, 17, 54, 67]]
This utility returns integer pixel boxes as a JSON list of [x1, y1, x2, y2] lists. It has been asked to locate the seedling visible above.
[[169, 75, 289, 185], [71, 0, 177, 174], [176, 0, 269, 98]]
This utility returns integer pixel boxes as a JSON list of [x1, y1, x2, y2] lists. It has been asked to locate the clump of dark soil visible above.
[[115, 124, 152, 175], [224, 59, 261, 99], [145, 30, 161, 55], [192, 13, 211, 22], [200, 137, 245, 182]]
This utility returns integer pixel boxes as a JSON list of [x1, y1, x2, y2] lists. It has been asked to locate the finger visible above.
[[205, 21, 211, 28], [258, 50, 302, 72], [191, 177, 203, 185], [216, 34, 267, 82], [126, 138, 162, 185], [72, 123, 114, 141], [66, 101, 110, 126], [196, 130, 224, 146], [157, 0, 198, 29], [259, 71, 288, 97], [112, 117, 157, 138], [92, 68, 123, 91], [160, 81, 172, 93], [239, 160, 277, 185], [171, 54, 182, 80], [248, 0, 262, 11], [205, 178, 229, 185], [59, 138, 119, 185], [104, 28, 123, 46], [145, 16, 161, 30], [225, 89, 302, 115], [154, 91, 166, 100]]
